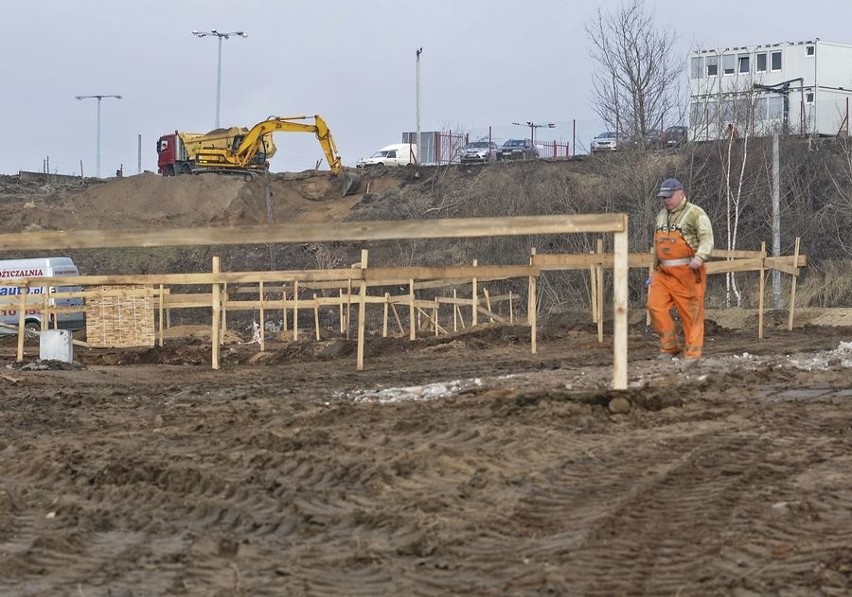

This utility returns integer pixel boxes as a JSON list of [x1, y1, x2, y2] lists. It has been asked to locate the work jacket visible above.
[[653, 198, 714, 267]]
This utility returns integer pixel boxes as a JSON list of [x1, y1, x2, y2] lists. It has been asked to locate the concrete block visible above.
[[40, 329, 74, 363]]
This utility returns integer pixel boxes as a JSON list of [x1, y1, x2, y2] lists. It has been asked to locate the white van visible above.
[[0, 257, 85, 335], [356, 143, 418, 168]]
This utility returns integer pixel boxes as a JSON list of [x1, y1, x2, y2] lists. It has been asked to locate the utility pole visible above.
[[771, 132, 781, 308], [75, 94, 122, 178], [416, 47, 423, 165], [192, 30, 248, 129]]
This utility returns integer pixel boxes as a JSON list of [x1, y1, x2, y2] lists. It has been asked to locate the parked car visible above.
[[662, 126, 688, 147], [356, 143, 418, 168], [590, 131, 623, 153], [643, 129, 663, 149], [497, 139, 538, 161], [460, 140, 499, 165]]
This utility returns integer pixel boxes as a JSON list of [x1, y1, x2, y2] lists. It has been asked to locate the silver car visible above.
[[590, 131, 623, 153], [460, 140, 499, 165]]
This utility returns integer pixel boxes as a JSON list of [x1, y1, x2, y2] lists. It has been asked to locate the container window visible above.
[[771, 51, 782, 71]]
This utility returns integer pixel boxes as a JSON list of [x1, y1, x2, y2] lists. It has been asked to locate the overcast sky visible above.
[[2, 0, 849, 177]]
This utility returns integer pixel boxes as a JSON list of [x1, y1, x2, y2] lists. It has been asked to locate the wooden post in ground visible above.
[[221, 282, 228, 339], [787, 237, 801, 331], [612, 225, 629, 390], [259, 281, 266, 351], [356, 249, 368, 371], [211, 256, 221, 370], [434, 305, 439, 336], [281, 288, 287, 333], [590, 252, 598, 324], [508, 291, 514, 324], [313, 293, 321, 340], [646, 247, 654, 327], [293, 281, 299, 341], [596, 238, 604, 343], [383, 293, 390, 337], [41, 292, 49, 331], [453, 289, 458, 332], [471, 259, 478, 327], [340, 289, 346, 333], [158, 283, 164, 347], [483, 288, 493, 323], [345, 279, 353, 339], [529, 248, 537, 354], [758, 241, 766, 339], [16, 283, 28, 362], [409, 279, 416, 341], [391, 301, 404, 336]]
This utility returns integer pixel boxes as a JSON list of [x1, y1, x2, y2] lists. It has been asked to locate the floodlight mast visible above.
[[512, 121, 556, 147], [75, 94, 122, 178], [192, 30, 249, 128]]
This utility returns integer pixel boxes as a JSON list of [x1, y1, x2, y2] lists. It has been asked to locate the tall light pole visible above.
[[192, 30, 248, 128], [76, 94, 122, 178], [512, 121, 555, 147], [415, 47, 423, 164]]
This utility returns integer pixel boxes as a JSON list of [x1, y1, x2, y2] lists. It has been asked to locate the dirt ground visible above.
[[1, 172, 851, 595], [1, 312, 851, 596]]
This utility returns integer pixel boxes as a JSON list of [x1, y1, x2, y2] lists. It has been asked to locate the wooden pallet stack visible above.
[[86, 285, 155, 348]]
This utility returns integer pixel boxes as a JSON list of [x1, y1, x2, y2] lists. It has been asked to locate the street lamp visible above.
[[415, 47, 423, 165], [76, 94, 122, 178], [192, 29, 248, 128], [512, 121, 556, 147]]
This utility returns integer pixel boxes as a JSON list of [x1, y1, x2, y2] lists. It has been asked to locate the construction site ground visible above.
[[0, 170, 851, 595]]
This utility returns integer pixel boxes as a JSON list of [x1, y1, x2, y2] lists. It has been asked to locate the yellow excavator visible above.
[[156, 115, 359, 195]]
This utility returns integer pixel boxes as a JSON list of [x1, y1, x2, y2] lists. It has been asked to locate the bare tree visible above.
[[586, 0, 682, 139]]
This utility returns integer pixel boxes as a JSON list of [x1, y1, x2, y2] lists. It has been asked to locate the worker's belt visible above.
[[660, 258, 691, 266]]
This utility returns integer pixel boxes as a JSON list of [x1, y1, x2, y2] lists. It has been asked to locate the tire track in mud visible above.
[[0, 360, 851, 594]]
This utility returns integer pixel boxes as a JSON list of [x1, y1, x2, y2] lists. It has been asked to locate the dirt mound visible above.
[[1, 170, 367, 234]]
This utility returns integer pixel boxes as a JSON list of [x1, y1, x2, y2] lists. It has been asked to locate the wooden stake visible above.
[[293, 281, 299, 341], [453, 289, 458, 331], [16, 284, 27, 362], [483, 288, 493, 323], [590, 252, 598, 324], [409, 279, 416, 341], [758, 241, 766, 339], [646, 246, 654, 327], [391, 301, 404, 336], [356, 249, 368, 371], [211, 256, 221, 370], [596, 238, 604, 343], [383, 293, 390, 337], [259, 281, 265, 351], [345, 278, 352, 339], [471, 259, 478, 327], [339, 289, 345, 333], [281, 289, 287, 333], [787, 237, 800, 331], [529, 248, 537, 354], [313, 293, 321, 340], [612, 226, 628, 390], [508, 290, 514, 324], [221, 282, 228, 339], [158, 283, 164, 347]]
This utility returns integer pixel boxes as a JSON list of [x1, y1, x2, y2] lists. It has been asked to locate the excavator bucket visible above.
[[340, 171, 361, 196]]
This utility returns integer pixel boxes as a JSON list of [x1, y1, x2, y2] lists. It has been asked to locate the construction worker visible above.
[[647, 178, 714, 365]]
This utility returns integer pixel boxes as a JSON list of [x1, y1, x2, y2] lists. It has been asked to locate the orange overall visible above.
[[646, 229, 707, 359]]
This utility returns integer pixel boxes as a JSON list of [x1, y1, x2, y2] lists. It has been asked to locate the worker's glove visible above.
[[644, 277, 652, 287], [688, 257, 703, 270]]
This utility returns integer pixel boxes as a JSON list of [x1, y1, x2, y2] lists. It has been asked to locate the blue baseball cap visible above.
[[657, 178, 684, 198]]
